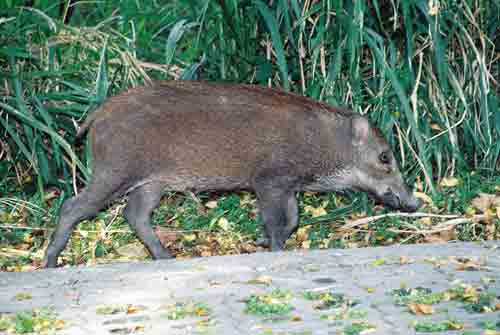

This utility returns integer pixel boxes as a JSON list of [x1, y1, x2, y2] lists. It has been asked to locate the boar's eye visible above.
[[379, 151, 391, 165]]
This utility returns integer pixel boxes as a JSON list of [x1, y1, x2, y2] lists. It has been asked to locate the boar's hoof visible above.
[[256, 237, 285, 251], [41, 256, 57, 269], [270, 238, 287, 251], [151, 249, 174, 260]]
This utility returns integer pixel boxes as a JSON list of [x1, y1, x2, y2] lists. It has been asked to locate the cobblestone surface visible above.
[[1, 242, 499, 334]]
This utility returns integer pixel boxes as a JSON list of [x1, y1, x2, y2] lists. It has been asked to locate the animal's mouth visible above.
[[380, 190, 401, 210], [356, 184, 421, 212], [385, 190, 422, 212], [368, 189, 420, 212]]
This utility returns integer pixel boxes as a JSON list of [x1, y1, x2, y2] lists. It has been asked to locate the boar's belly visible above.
[[137, 175, 251, 193]]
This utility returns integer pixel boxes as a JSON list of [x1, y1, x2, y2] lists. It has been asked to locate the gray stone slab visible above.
[[1, 242, 499, 334]]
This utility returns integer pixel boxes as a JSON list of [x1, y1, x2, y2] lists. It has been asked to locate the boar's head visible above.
[[349, 116, 421, 212]]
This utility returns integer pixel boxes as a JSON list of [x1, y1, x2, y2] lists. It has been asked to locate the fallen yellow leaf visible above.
[[414, 192, 433, 204], [184, 234, 197, 242], [471, 193, 500, 213], [23, 234, 34, 243], [134, 325, 145, 332], [200, 250, 212, 257], [369, 258, 386, 266], [320, 238, 330, 249], [217, 217, 231, 231], [465, 206, 476, 216], [304, 205, 327, 218], [15, 292, 32, 301], [240, 193, 255, 206], [400, 256, 413, 265], [484, 208, 495, 223], [408, 303, 434, 315], [446, 320, 464, 330], [54, 320, 66, 330], [440, 177, 459, 187], [246, 275, 273, 285], [365, 287, 376, 293], [78, 229, 89, 238], [418, 217, 432, 226], [126, 305, 146, 314], [455, 258, 484, 271], [205, 200, 218, 208], [296, 226, 310, 242], [424, 257, 448, 267], [483, 330, 500, 335], [301, 240, 311, 249]]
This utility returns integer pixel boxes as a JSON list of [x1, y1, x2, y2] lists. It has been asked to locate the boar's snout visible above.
[[380, 188, 422, 212], [405, 196, 423, 212]]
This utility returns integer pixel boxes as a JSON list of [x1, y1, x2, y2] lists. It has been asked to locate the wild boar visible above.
[[42, 81, 421, 268]]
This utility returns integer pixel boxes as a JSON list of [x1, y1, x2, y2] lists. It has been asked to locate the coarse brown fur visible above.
[[42, 81, 420, 268], [80, 81, 354, 196]]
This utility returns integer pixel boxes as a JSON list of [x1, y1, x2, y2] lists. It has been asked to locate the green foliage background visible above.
[[1, 0, 499, 197]]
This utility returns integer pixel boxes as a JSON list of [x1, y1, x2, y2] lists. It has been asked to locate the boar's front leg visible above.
[[123, 183, 172, 260], [253, 172, 300, 251]]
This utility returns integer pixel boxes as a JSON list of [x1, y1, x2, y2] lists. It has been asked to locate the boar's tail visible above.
[[75, 112, 98, 140]]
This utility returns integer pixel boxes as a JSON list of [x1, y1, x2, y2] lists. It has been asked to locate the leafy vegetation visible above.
[[302, 291, 359, 310], [392, 287, 447, 306], [163, 301, 211, 320], [0, 308, 65, 334], [244, 289, 295, 316], [478, 319, 500, 331], [342, 321, 377, 335], [0, 0, 498, 267], [392, 283, 500, 318], [1, 0, 498, 190], [412, 319, 464, 332], [319, 308, 367, 321], [448, 284, 500, 314]]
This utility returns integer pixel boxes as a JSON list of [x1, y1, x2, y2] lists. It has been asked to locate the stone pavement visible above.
[[1, 242, 499, 335]]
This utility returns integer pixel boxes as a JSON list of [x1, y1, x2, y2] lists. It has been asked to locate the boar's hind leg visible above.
[[253, 174, 300, 251], [42, 182, 115, 268], [123, 183, 172, 260]]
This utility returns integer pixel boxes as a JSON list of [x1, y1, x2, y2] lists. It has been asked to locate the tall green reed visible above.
[[0, 0, 498, 197]]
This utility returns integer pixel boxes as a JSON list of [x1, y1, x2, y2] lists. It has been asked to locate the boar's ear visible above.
[[352, 116, 370, 146]]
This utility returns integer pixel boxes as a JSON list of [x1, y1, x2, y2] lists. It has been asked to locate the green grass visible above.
[[244, 289, 295, 316], [1, 0, 498, 192], [392, 287, 447, 306], [478, 319, 500, 331], [303, 291, 359, 310], [163, 301, 211, 320], [0, 172, 499, 268], [343, 321, 377, 335], [412, 319, 464, 332], [0, 308, 65, 334], [0, 1, 498, 268]]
